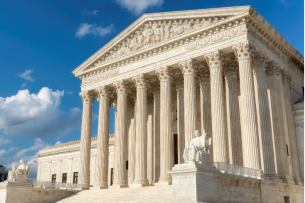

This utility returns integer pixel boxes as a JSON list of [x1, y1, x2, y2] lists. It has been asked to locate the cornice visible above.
[[73, 6, 251, 76], [248, 9, 304, 68]]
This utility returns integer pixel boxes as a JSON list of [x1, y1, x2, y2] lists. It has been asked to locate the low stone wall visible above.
[[169, 163, 304, 203], [3, 186, 77, 203]]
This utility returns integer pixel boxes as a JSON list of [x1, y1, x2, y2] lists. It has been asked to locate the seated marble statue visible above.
[[7, 159, 30, 182], [183, 130, 212, 164]]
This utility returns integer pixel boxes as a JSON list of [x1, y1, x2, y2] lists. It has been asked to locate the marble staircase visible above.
[[54, 185, 173, 203]]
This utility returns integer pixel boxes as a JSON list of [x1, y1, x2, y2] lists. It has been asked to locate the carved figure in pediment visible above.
[[185, 19, 194, 32], [164, 23, 171, 40], [128, 36, 137, 52], [153, 25, 162, 43], [136, 30, 143, 50], [169, 25, 176, 38], [176, 21, 184, 35], [143, 25, 155, 47]]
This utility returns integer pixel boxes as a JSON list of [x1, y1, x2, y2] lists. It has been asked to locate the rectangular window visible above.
[[284, 196, 290, 203], [52, 174, 56, 183], [73, 172, 78, 184], [173, 134, 178, 165], [286, 144, 289, 156], [62, 173, 67, 183], [110, 168, 114, 186]]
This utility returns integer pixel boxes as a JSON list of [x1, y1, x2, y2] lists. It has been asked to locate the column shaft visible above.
[[252, 52, 277, 179], [266, 66, 293, 183], [153, 88, 160, 183], [156, 66, 173, 184], [79, 91, 94, 190], [197, 64, 213, 163], [205, 51, 229, 163], [283, 75, 302, 184], [113, 80, 128, 187], [132, 74, 149, 186], [94, 86, 110, 188], [147, 104, 154, 184], [179, 59, 197, 145], [233, 42, 261, 169], [224, 62, 243, 166], [128, 95, 136, 185], [174, 75, 185, 164]]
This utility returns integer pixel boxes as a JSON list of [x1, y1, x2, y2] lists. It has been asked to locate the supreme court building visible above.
[[37, 5, 304, 202]]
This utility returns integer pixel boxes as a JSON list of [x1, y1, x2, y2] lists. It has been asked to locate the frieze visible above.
[[81, 24, 248, 86]]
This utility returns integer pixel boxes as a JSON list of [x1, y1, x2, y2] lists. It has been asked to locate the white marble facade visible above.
[[37, 5, 304, 191]]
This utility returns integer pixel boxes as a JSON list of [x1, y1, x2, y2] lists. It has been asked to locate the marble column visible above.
[[223, 57, 243, 166], [147, 96, 154, 185], [178, 59, 197, 146], [282, 74, 302, 184], [197, 63, 213, 163], [128, 90, 136, 185], [112, 80, 129, 188], [233, 42, 261, 169], [266, 65, 294, 183], [251, 52, 277, 180], [205, 50, 229, 163], [152, 82, 160, 183], [79, 90, 94, 190], [174, 75, 185, 164], [94, 86, 111, 189], [155, 66, 173, 184], [132, 74, 150, 186]]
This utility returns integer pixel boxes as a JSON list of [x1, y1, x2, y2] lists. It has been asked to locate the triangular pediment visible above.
[[73, 6, 251, 77]]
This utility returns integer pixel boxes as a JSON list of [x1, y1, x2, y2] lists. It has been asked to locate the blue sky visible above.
[[0, 0, 303, 179]]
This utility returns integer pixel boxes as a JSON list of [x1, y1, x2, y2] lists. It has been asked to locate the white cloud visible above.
[[82, 10, 99, 16], [115, 0, 163, 15], [75, 23, 114, 38], [13, 138, 50, 158], [17, 70, 34, 82], [0, 87, 82, 137], [0, 137, 12, 146], [66, 91, 73, 95], [0, 146, 18, 158], [55, 141, 62, 146], [21, 82, 27, 88]]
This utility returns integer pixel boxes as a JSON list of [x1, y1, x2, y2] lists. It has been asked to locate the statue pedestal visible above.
[[168, 162, 220, 203]]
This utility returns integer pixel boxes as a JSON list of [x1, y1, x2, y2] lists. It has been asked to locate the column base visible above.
[[264, 173, 281, 182], [294, 178, 304, 186], [81, 184, 90, 190], [111, 180, 128, 189], [154, 176, 172, 186], [130, 178, 149, 187], [278, 175, 295, 185], [92, 185, 108, 190]]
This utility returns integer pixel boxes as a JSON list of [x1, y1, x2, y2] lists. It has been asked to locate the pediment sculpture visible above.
[[183, 130, 212, 164], [7, 159, 31, 182]]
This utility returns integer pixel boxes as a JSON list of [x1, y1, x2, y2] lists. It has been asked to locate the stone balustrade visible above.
[[213, 162, 262, 179]]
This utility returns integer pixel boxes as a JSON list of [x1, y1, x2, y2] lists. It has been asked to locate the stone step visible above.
[[54, 185, 173, 203]]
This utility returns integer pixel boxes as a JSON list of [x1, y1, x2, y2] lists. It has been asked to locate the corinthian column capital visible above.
[[282, 73, 291, 86], [251, 51, 269, 70], [95, 86, 111, 102], [196, 62, 210, 82], [178, 58, 198, 75], [132, 73, 151, 89], [113, 80, 130, 94], [266, 63, 283, 79], [80, 90, 95, 104], [155, 66, 175, 82], [223, 56, 238, 77], [173, 74, 184, 87], [232, 41, 255, 61], [205, 50, 224, 69]]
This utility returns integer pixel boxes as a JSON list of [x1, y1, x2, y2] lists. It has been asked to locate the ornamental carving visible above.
[[205, 50, 224, 68], [81, 24, 249, 86], [92, 17, 224, 66], [223, 56, 238, 77], [232, 41, 255, 60], [132, 74, 151, 89], [155, 66, 175, 81], [251, 51, 268, 69], [95, 86, 111, 101], [113, 80, 130, 94], [266, 64, 282, 79], [79, 90, 95, 104], [282, 73, 291, 85], [173, 74, 184, 86], [197, 62, 210, 82], [178, 58, 198, 75]]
